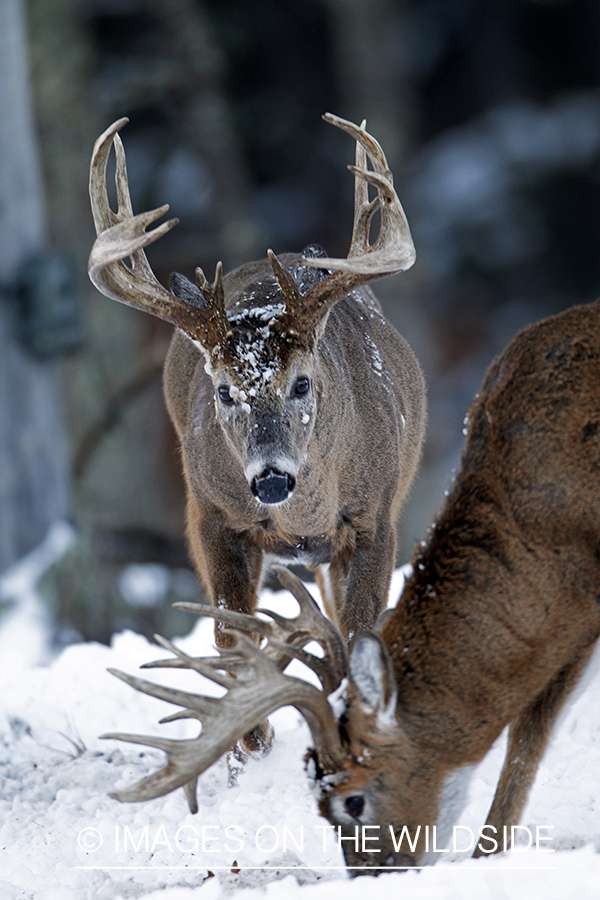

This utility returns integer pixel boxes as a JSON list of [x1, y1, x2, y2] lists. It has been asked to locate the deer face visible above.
[[170, 259, 330, 506], [317, 750, 440, 872], [211, 343, 318, 505], [314, 635, 440, 873]]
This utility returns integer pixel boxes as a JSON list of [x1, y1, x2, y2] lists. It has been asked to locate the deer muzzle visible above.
[[251, 467, 296, 504]]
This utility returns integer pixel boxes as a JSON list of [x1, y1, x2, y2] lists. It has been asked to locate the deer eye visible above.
[[291, 377, 310, 398], [345, 795, 365, 819], [218, 386, 234, 405]]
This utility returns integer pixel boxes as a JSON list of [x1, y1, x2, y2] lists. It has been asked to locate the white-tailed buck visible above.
[[88, 114, 426, 748], [102, 296, 600, 873]]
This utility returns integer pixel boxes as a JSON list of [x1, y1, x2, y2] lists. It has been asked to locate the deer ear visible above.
[[169, 272, 208, 309], [349, 634, 397, 723]]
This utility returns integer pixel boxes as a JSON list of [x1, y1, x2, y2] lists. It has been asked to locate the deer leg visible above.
[[473, 645, 595, 857], [186, 504, 273, 755], [331, 520, 396, 641], [315, 565, 341, 629]]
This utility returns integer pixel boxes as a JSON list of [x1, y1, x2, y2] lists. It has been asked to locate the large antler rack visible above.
[[101, 566, 348, 812], [88, 115, 415, 353]]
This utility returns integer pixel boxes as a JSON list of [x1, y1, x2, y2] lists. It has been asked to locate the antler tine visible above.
[[194, 263, 230, 350], [266, 249, 304, 327], [267, 115, 415, 337], [347, 118, 376, 258], [141, 654, 248, 672], [141, 636, 238, 688], [101, 630, 346, 809], [173, 566, 348, 693], [106, 665, 234, 706], [304, 113, 415, 276], [269, 565, 348, 691], [172, 602, 274, 640], [113, 132, 157, 285], [89, 119, 127, 233], [340, 114, 378, 258], [255, 634, 342, 695], [89, 119, 179, 316]]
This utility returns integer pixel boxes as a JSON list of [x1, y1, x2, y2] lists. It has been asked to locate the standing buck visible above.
[[103, 297, 600, 872], [88, 113, 427, 751]]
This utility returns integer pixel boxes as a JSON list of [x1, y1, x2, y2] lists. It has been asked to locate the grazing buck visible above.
[[103, 296, 600, 872], [88, 114, 426, 749]]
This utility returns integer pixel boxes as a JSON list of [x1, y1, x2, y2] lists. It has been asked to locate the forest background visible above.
[[1, 0, 600, 648]]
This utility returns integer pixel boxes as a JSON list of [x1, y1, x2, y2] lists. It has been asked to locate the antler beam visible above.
[[268, 113, 415, 336], [306, 113, 415, 275], [88, 118, 229, 349]]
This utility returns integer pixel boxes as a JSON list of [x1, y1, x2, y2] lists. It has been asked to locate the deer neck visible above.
[[381, 482, 522, 767]]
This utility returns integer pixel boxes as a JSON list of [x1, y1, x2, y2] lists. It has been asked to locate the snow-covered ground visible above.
[[2, 529, 600, 899]]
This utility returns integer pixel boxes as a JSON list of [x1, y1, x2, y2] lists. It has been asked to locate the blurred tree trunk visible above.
[[147, 0, 259, 270], [26, 0, 255, 555], [323, 0, 414, 166], [0, 0, 70, 572], [27, 0, 171, 538]]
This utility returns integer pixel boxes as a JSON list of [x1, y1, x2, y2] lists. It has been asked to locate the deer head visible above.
[[101, 566, 443, 873], [88, 114, 416, 505], [313, 632, 445, 870]]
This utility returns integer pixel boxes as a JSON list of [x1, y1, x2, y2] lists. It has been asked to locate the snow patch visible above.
[[1, 554, 600, 897]]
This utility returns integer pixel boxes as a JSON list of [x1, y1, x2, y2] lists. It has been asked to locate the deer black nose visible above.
[[251, 468, 296, 504]]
